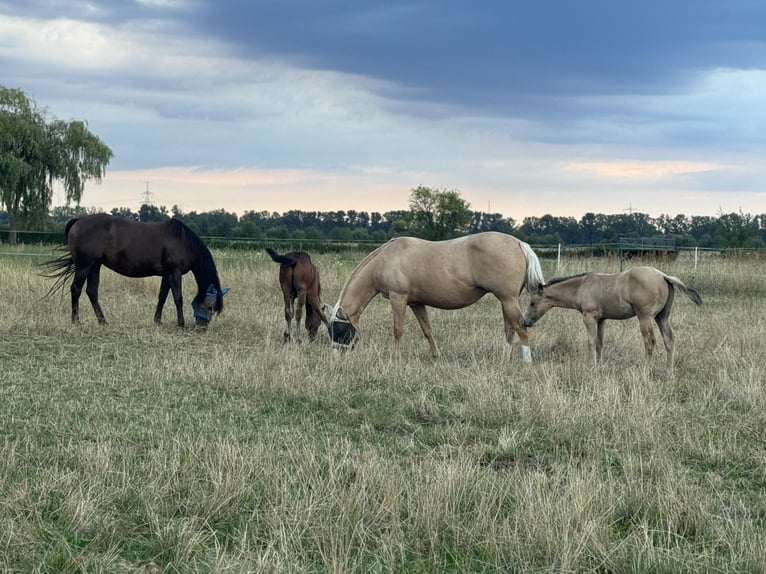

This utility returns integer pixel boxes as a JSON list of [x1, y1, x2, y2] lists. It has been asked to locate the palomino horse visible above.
[[523, 266, 702, 376], [42, 214, 228, 327], [325, 232, 545, 361], [266, 247, 329, 342]]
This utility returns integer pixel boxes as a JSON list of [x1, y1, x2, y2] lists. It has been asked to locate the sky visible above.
[[2, 0, 766, 223]]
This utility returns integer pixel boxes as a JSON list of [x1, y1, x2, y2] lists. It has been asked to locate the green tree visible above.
[[0, 86, 113, 244], [403, 186, 471, 240]]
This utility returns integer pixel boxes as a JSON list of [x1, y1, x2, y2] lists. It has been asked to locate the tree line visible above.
[[35, 201, 766, 250]]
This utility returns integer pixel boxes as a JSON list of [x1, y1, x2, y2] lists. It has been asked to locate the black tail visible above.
[[265, 247, 297, 267], [39, 218, 77, 297], [40, 252, 76, 297]]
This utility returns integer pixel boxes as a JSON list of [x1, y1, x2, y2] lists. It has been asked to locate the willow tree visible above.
[[0, 86, 113, 244]]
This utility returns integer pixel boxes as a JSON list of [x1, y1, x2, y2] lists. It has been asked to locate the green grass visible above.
[[0, 245, 764, 572]]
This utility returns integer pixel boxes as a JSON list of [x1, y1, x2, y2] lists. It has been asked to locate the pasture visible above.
[[0, 244, 765, 573]]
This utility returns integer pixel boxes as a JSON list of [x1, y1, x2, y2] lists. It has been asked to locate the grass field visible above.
[[1, 244, 765, 573]]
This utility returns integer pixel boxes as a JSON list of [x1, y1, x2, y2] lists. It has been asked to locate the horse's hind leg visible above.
[[655, 309, 676, 377], [154, 275, 171, 325], [282, 292, 294, 343], [410, 304, 440, 358], [70, 266, 90, 324], [501, 299, 532, 363], [638, 315, 657, 364], [84, 265, 107, 325], [293, 291, 308, 343]]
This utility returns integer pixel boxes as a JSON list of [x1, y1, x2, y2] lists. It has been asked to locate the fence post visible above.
[[557, 243, 562, 269]]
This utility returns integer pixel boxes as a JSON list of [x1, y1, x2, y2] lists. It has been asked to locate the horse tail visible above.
[[663, 274, 703, 305], [265, 247, 297, 267], [518, 240, 545, 293], [38, 219, 78, 297], [39, 252, 76, 297]]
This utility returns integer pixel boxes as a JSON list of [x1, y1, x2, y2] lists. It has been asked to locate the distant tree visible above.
[[138, 203, 169, 222], [0, 86, 112, 244], [715, 211, 761, 248], [402, 186, 471, 240], [110, 207, 138, 220]]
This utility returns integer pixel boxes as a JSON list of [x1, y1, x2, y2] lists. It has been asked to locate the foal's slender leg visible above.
[[155, 275, 171, 325], [583, 313, 599, 366], [655, 308, 676, 377], [410, 304, 440, 358], [306, 288, 330, 330], [85, 264, 107, 325], [282, 291, 294, 342], [501, 299, 531, 363], [294, 290, 308, 342]]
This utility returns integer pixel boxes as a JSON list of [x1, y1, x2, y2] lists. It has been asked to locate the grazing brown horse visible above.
[[42, 213, 228, 327], [324, 232, 545, 361], [266, 247, 329, 342], [523, 266, 702, 376]]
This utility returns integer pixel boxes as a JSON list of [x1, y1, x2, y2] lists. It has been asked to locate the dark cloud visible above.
[[191, 0, 766, 116]]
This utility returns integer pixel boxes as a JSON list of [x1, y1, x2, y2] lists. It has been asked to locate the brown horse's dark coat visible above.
[[266, 247, 328, 342]]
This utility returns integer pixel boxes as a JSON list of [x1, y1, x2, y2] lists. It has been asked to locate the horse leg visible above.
[[501, 299, 531, 363], [638, 315, 657, 364], [583, 313, 599, 366], [655, 314, 675, 377], [293, 291, 307, 343], [307, 289, 330, 330], [154, 275, 171, 325], [389, 293, 409, 358], [70, 266, 90, 324], [85, 264, 107, 325], [596, 319, 606, 363], [169, 270, 184, 327], [410, 304, 440, 358], [282, 292, 294, 343]]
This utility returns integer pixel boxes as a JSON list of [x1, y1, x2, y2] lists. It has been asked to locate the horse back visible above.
[[67, 215, 194, 276]]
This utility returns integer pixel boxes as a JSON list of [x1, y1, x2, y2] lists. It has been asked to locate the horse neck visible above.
[[190, 255, 220, 298], [544, 277, 585, 309], [337, 252, 381, 323]]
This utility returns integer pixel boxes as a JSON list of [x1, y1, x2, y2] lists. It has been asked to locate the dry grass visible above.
[[0, 245, 764, 573]]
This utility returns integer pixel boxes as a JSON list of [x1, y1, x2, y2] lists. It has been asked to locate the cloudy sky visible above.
[[2, 0, 765, 222]]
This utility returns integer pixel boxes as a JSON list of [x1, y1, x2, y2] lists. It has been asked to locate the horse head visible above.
[[193, 284, 230, 327], [324, 303, 357, 356], [523, 284, 548, 328]]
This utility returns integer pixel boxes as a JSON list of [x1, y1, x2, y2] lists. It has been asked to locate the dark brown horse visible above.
[[266, 247, 329, 342], [42, 213, 228, 327], [523, 266, 702, 376]]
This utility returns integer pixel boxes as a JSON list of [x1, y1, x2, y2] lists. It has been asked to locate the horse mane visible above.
[[334, 239, 393, 307], [169, 219, 223, 311], [545, 271, 592, 286]]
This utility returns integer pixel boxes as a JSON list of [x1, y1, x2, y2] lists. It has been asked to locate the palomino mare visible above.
[[265, 247, 329, 342], [325, 232, 545, 361], [42, 213, 228, 327], [523, 266, 702, 376]]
